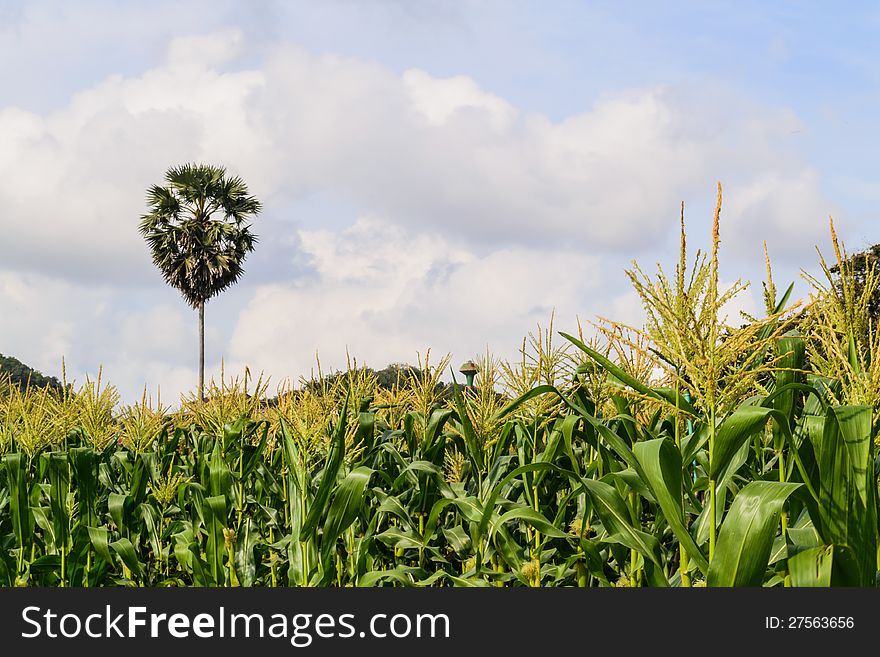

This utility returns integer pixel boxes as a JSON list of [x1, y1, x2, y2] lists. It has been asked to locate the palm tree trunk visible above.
[[198, 300, 205, 402]]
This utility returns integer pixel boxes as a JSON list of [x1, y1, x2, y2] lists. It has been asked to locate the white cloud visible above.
[[0, 270, 209, 401], [403, 68, 517, 131], [0, 33, 836, 282], [725, 171, 834, 260], [165, 29, 245, 70], [0, 28, 841, 401], [0, 31, 267, 282], [226, 217, 600, 383], [0, 272, 109, 375]]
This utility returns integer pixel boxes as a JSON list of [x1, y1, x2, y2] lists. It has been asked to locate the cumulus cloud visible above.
[[0, 31, 835, 282], [0, 28, 838, 400], [226, 217, 600, 383], [0, 272, 110, 375], [402, 68, 517, 130], [0, 30, 269, 283], [725, 171, 835, 259], [0, 271, 210, 401]]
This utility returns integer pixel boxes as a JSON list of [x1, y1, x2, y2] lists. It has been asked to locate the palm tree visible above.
[[139, 163, 262, 401]]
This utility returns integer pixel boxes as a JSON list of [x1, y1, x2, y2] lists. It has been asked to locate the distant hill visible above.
[[0, 354, 64, 394]]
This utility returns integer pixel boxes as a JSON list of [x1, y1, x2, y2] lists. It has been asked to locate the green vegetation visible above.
[[0, 354, 63, 394], [1, 187, 879, 586]]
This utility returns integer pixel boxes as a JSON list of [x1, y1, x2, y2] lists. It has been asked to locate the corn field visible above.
[[2, 198, 879, 587]]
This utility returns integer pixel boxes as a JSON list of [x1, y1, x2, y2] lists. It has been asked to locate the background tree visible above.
[[139, 163, 262, 401], [0, 353, 64, 395], [830, 242, 880, 335]]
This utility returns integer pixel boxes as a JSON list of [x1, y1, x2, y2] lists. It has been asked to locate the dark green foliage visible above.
[[138, 163, 262, 309], [830, 243, 880, 331], [0, 354, 63, 394], [303, 363, 448, 394]]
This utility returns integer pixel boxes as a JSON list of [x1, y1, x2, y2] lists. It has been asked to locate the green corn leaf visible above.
[[357, 566, 425, 587], [4, 453, 33, 558], [279, 417, 305, 493], [491, 381, 649, 482], [128, 453, 150, 506], [223, 417, 246, 450], [110, 537, 144, 581], [809, 405, 877, 585], [239, 420, 270, 482], [375, 527, 424, 550], [173, 530, 195, 571], [774, 282, 794, 313], [489, 505, 568, 540], [442, 526, 472, 555], [478, 462, 571, 541], [46, 452, 71, 549], [789, 544, 862, 587], [140, 503, 162, 559], [847, 332, 860, 373], [29, 555, 62, 579], [301, 392, 350, 541], [202, 494, 228, 586], [391, 460, 444, 490], [606, 468, 655, 504], [560, 331, 699, 416], [492, 524, 525, 580], [356, 411, 376, 452], [376, 491, 417, 529], [0, 548, 13, 586], [234, 516, 259, 588], [422, 409, 453, 456], [581, 477, 665, 572], [208, 439, 232, 499], [558, 415, 583, 477], [772, 336, 805, 430], [788, 546, 833, 587], [633, 437, 709, 575], [707, 481, 801, 587], [415, 570, 492, 587], [32, 505, 57, 553], [87, 526, 113, 564], [321, 466, 374, 558], [422, 498, 456, 542], [70, 448, 99, 528], [831, 406, 871, 507], [710, 405, 775, 482], [108, 493, 132, 537], [450, 371, 484, 475]]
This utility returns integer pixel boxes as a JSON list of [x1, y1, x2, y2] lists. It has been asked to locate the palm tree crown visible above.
[[139, 163, 262, 308]]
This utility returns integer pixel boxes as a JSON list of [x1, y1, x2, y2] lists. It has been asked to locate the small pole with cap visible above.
[[459, 360, 479, 388]]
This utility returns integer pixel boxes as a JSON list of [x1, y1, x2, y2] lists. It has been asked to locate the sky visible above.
[[1, 0, 878, 403]]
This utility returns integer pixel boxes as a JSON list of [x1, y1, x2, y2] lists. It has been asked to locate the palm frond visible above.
[[138, 163, 262, 308]]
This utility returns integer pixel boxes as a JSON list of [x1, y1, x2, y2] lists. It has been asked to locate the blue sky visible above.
[[0, 1, 877, 402]]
